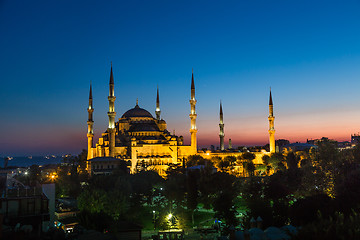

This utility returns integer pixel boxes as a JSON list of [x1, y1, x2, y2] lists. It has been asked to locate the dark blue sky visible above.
[[1, 1, 360, 155]]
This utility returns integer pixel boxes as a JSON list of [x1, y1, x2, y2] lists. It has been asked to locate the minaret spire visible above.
[[268, 88, 275, 153], [191, 68, 195, 99], [219, 101, 225, 151], [89, 82, 93, 100], [189, 69, 197, 154], [107, 63, 116, 157], [109, 62, 114, 95], [156, 86, 161, 120], [87, 82, 94, 161]]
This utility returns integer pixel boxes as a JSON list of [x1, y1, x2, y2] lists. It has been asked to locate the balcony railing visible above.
[[4, 187, 43, 198]]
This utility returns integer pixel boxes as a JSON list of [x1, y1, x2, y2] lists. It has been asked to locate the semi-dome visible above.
[[121, 104, 154, 118]]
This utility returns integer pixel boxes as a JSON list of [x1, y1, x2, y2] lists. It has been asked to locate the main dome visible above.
[[121, 104, 154, 118]]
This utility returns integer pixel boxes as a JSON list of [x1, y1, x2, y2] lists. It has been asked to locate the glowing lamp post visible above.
[[153, 210, 156, 230], [167, 213, 176, 229]]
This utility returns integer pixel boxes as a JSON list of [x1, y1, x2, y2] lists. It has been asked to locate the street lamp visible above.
[[153, 210, 156, 230], [167, 213, 176, 229]]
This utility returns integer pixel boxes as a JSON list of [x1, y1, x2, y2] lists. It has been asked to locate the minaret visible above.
[[107, 63, 116, 157], [87, 83, 94, 160], [155, 86, 161, 120], [189, 69, 197, 153], [219, 101, 225, 151], [268, 88, 275, 153]]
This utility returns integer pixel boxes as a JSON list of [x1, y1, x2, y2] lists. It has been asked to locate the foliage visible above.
[[77, 210, 113, 232], [59, 141, 360, 234], [186, 170, 199, 225], [186, 155, 213, 167], [76, 168, 164, 231], [295, 211, 360, 240], [29, 164, 42, 186], [210, 172, 239, 226], [130, 170, 164, 205], [56, 162, 81, 198], [241, 152, 255, 161], [240, 177, 275, 228], [55, 150, 90, 198], [290, 194, 334, 226], [238, 140, 360, 230], [224, 156, 237, 168], [286, 152, 299, 170], [78, 188, 129, 220], [238, 152, 256, 177], [336, 168, 360, 213], [268, 152, 286, 171], [255, 164, 267, 176]]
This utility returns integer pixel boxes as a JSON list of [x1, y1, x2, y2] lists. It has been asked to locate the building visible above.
[[55, 198, 79, 233], [88, 157, 129, 175], [351, 134, 360, 146], [276, 139, 290, 152], [0, 174, 51, 235], [282, 143, 316, 152], [87, 66, 197, 176], [86, 65, 276, 176]]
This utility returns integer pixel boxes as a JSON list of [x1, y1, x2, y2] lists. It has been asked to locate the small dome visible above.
[[122, 104, 154, 118]]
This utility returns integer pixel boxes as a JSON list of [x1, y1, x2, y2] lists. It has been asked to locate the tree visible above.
[[264, 172, 291, 226], [198, 167, 216, 209], [241, 177, 274, 228], [286, 152, 299, 170], [211, 156, 222, 165], [210, 172, 239, 226], [213, 156, 235, 173], [261, 155, 272, 175], [186, 155, 205, 167], [186, 170, 199, 226], [164, 170, 186, 208], [217, 158, 230, 172], [296, 211, 360, 240], [240, 152, 256, 177], [336, 168, 360, 213], [130, 170, 163, 205], [268, 152, 286, 172], [224, 156, 237, 173], [56, 162, 81, 198], [290, 194, 334, 226], [76, 149, 88, 177], [242, 152, 255, 162], [306, 139, 340, 197], [29, 164, 41, 186]]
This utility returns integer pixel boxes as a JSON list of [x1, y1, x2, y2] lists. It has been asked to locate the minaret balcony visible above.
[[108, 96, 116, 101]]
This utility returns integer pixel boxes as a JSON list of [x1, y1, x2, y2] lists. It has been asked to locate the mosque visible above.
[[86, 64, 276, 176]]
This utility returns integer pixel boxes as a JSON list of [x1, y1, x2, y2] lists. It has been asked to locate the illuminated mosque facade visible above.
[[86, 64, 275, 175]]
